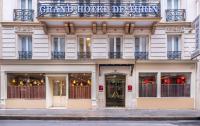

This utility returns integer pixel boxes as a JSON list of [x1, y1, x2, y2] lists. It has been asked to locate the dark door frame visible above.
[[105, 73, 126, 107]]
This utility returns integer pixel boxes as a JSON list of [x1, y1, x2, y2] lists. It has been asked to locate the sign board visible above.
[[38, 2, 160, 17]]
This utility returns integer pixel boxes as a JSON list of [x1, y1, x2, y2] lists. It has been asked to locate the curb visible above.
[[0, 116, 200, 121]]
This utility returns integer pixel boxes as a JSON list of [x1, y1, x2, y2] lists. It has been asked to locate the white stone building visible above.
[[0, 0, 199, 109]]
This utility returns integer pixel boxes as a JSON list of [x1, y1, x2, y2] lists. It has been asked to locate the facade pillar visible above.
[[0, 70, 6, 107], [91, 71, 97, 108], [45, 76, 51, 108], [157, 72, 161, 98]]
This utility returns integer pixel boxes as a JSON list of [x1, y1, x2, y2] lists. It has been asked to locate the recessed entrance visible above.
[[106, 74, 126, 107]]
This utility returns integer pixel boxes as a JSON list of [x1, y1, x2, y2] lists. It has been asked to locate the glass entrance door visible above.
[[106, 74, 126, 107], [52, 78, 66, 107]]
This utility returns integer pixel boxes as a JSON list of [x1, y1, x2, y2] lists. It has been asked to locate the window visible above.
[[167, 0, 180, 9], [167, 35, 181, 59], [139, 73, 157, 97], [52, 37, 65, 59], [7, 73, 45, 99], [135, 36, 149, 60], [78, 37, 91, 58], [19, 36, 32, 59], [20, 36, 32, 52], [161, 73, 191, 97], [20, 0, 32, 9], [69, 73, 91, 99], [109, 37, 122, 58]]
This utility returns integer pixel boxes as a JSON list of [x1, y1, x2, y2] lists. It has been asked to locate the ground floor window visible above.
[[139, 73, 157, 97], [69, 73, 91, 99], [161, 73, 191, 97], [7, 73, 46, 99]]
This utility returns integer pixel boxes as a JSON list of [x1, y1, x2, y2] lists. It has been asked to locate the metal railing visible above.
[[166, 9, 186, 22], [161, 84, 190, 97], [135, 52, 148, 60], [139, 84, 157, 97], [37, 1, 161, 18], [78, 52, 91, 59], [13, 9, 34, 21], [167, 51, 181, 60], [18, 51, 32, 60], [109, 52, 122, 59], [51, 51, 65, 60]]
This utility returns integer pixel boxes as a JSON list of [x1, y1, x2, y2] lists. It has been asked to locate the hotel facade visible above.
[[0, 0, 199, 110]]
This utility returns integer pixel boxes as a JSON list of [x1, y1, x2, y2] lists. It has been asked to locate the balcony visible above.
[[38, 1, 160, 18], [167, 51, 181, 60], [18, 51, 32, 60], [51, 51, 65, 60], [78, 52, 91, 59], [135, 52, 148, 60], [13, 9, 34, 21], [109, 52, 122, 59], [166, 9, 186, 22]]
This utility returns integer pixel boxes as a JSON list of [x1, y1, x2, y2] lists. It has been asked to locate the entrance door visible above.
[[106, 74, 126, 107], [52, 78, 66, 107]]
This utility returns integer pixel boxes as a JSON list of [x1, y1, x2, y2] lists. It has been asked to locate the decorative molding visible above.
[[41, 21, 48, 34], [92, 23, 97, 34], [102, 23, 107, 34], [165, 26, 184, 33], [64, 22, 70, 34], [15, 26, 33, 33]]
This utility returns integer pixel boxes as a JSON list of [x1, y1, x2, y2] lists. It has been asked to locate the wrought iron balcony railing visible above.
[[18, 51, 32, 60], [51, 51, 65, 60], [161, 84, 190, 97], [167, 51, 181, 60], [13, 9, 34, 21], [135, 52, 148, 60], [166, 9, 186, 22], [78, 52, 91, 59], [37, 1, 160, 18], [109, 52, 122, 59]]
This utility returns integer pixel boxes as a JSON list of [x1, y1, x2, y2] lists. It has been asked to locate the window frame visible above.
[[19, 35, 32, 52], [78, 37, 91, 53], [167, 35, 181, 52], [52, 36, 65, 52], [108, 36, 123, 53], [135, 35, 149, 52]]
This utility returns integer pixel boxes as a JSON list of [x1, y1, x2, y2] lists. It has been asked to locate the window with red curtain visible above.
[[139, 73, 157, 97], [161, 73, 191, 97]]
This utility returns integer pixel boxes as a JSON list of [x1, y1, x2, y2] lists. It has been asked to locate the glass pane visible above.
[[86, 38, 91, 52], [53, 38, 58, 52], [28, 36, 32, 51], [174, 36, 179, 51], [167, 0, 172, 9], [161, 73, 191, 97], [21, 0, 26, 9], [167, 36, 173, 51], [139, 73, 157, 97], [28, 0, 32, 9], [116, 38, 121, 52], [79, 38, 84, 52], [21, 37, 27, 51], [109, 38, 114, 52], [141, 37, 147, 52], [174, 0, 179, 9], [60, 38, 65, 52], [135, 37, 140, 52]]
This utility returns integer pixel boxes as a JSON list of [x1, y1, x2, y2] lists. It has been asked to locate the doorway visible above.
[[50, 77, 66, 107], [106, 74, 126, 107]]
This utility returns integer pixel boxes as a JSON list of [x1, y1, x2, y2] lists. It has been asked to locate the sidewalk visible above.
[[0, 109, 200, 120]]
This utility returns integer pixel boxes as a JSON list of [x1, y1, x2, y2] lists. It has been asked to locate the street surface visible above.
[[1, 120, 200, 126]]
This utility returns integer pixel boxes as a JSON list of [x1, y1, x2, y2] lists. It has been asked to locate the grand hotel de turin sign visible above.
[[37, 1, 160, 18]]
